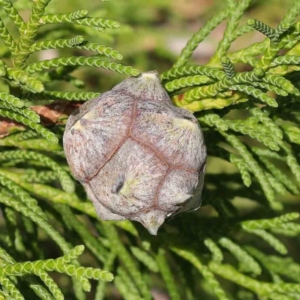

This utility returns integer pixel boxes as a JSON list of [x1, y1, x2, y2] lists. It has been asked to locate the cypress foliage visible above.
[[1, 0, 300, 299]]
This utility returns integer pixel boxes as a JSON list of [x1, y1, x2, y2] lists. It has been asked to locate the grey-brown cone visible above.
[[63, 71, 207, 235]]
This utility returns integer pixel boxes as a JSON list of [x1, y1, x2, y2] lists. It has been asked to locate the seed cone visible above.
[[63, 71, 207, 235]]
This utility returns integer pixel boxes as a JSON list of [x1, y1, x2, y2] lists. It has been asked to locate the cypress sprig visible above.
[[34, 268, 64, 300], [21, 170, 58, 184], [254, 39, 293, 72], [24, 91, 101, 101], [0, 97, 40, 123], [39, 11, 89, 24], [6, 68, 44, 93], [0, 104, 41, 123], [115, 267, 141, 300], [246, 246, 300, 283], [29, 38, 124, 61], [56, 204, 107, 262], [257, 154, 299, 194], [161, 65, 225, 81], [56, 245, 85, 264], [218, 237, 261, 275], [209, 262, 300, 296], [266, 172, 288, 195], [0, 0, 25, 31], [230, 154, 252, 187], [26, 56, 140, 76], [204, 239, 224, 263], [0, 169, 96, 217], [221, 57, 236, 78], [165, 75, 213, 92], [179, 77, 232, 101], [0, 135, 62, 151], [75, 43, 123, 60], [103, 224, 151, 300], [241, 213, 300, 230], [105, 224, 150, 299], [173, 91, 248, 111], [72, 18, 120, 29], [251, 147, 286, 161], [250, 108, 283, 139], [231, 84, 278, 107], [287, 153, 300, 185], [263, 74, 296, 94], [0, 16, 18, 55], [113, 276, 136, 300], [225, 120, 280, 151], [156, 249, 181, 300], [275, 0, 300, 38], [234, 68, 265, 82], [168, 68, 287, 107], [222, 133, 281, 210], [280, 142, 300, 186], [247, 19, 277, 43], [200, 114, 283, 210], [14, 0, 51, 68], [0, 246, 113, 282], [0, 109, 58, 143], [199, 113, 228, 130], [0, 150, 75, 193], [271, 55, 300, 66], [0, 246, 53, 299], [40, 13, 120, 29], [210, 0, 253, 64], [172, 247, 230, 300], [29, 36, 86, 52], [0, 247, 15, 265], [0, 191, 70, 253], [0, 276, 23, 300], [246, 229, 288, 254], [2, 206, 18, 248], [0, 59, 6, 76], [0, 92, 25, 108], [131, 247, 158, 273], [0, 174, 46, 219], [225, 15, 299, 66], [27, 284, 53, 299], [95, 252, 116, 300], [282, 124, 300, 145], [250, 81, 289, 96], [228, 40, 269, 65], [272, 222, 300, 237], [7, 68, 44, 93], [44, 90, 100, 100]]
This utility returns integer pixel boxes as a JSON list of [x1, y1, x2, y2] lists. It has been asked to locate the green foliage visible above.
[[1, 0, 300, 299]]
